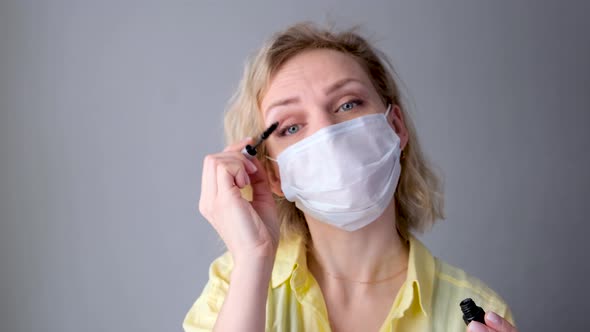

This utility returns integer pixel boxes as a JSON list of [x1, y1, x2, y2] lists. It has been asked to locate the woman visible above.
[[184, 23, 517, 332]]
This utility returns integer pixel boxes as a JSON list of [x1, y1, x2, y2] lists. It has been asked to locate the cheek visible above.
[[266, 139, 293, 160], [265, 143, 280, 159], [263, 156, 281, 182]]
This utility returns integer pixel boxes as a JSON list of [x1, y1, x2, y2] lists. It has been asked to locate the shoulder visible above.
[[431, 257, 515, 326]]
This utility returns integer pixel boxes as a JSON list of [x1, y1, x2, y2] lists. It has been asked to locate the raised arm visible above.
[[197, 138, 281, 331]]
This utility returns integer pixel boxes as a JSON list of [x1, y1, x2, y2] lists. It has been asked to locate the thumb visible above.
[[484, 312, 517, 332], [467, 321, 493, 332]]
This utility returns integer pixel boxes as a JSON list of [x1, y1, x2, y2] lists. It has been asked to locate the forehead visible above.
[[260, 49, 372, 108]]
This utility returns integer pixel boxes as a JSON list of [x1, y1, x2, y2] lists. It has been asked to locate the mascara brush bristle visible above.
[[261, 122, 279, 139]]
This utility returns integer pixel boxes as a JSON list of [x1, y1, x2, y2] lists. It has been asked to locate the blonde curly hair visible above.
[[223, 22, 444, 244]]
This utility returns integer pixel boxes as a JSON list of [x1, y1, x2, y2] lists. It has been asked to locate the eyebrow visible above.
[[324, 78, 365, 95], [264, 97, 301, 117], [263, 78, 365, 116]]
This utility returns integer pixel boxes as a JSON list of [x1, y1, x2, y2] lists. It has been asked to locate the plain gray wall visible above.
[[1, 1, 589, 331]]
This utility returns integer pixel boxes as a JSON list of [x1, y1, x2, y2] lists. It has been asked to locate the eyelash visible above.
[[277, 99, 365, 137], [337, 99, 364, 113]]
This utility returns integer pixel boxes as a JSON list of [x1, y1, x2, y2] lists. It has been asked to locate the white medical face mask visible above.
[[268, 105, 402, 231]]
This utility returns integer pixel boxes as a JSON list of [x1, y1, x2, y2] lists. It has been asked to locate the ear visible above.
[[266, 160, 285, 197], [389, 104, 409, 150]]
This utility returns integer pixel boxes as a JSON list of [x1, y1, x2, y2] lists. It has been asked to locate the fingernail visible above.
[[467, 322, 487, 332], [487, 312, 501, 326], [241, 137, 251, 143]]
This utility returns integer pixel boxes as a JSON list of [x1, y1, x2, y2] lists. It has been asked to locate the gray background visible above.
[[1, 1, 588, 331]]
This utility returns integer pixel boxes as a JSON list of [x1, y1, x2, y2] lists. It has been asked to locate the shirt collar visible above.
[[271, 233, 306, 288], [402, 234, 435, 317], [270, 232, 436, 317]]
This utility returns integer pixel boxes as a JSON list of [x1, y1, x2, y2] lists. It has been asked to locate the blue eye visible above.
[[337, 100, 363, 112], [280, 124, 300, 136]]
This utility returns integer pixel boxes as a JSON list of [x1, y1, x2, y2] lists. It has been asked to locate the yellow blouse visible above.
[[183, 234, 515, 331]]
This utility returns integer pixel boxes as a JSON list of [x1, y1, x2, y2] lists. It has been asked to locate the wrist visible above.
[[232, 241, 277, 267], [233, 255, 275, 275]]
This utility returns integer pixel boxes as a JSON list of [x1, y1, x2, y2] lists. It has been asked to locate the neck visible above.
[[305, 201, 409, 283]]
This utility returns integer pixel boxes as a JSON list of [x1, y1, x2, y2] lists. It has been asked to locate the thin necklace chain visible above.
[[314, 263, 408, 285]]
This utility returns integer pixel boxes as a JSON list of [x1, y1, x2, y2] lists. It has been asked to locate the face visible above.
[[259, 49, 408, 196]]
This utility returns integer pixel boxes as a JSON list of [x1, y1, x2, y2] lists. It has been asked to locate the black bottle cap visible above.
[[244, 144, 257, 157], [460, 298, 486, 325]]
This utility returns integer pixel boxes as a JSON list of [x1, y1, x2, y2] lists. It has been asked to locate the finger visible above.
[[201, 149, 257, 197], [216, 159, 251, 193], [223, 137, 253, 153], [199, 151, 257, 219], [485, 312, 517, 332], [222, 138, 259, 174], [467, 321, 493, 332], [215, 152, 258, 175], [200, 154, 218, 211]]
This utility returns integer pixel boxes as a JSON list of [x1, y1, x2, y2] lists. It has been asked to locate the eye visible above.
[[279, 124, 301, 136], [337, 99, 364, 112]]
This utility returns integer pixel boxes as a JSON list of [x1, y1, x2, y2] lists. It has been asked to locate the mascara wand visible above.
[[242, 122, 279, 159]]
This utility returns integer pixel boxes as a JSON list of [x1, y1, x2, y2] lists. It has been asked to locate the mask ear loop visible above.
[[263, 155, 286, 202]]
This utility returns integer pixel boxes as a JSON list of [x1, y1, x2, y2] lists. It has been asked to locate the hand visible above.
[[198, 138, 281, 265], [467, 312, 517, 332]]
